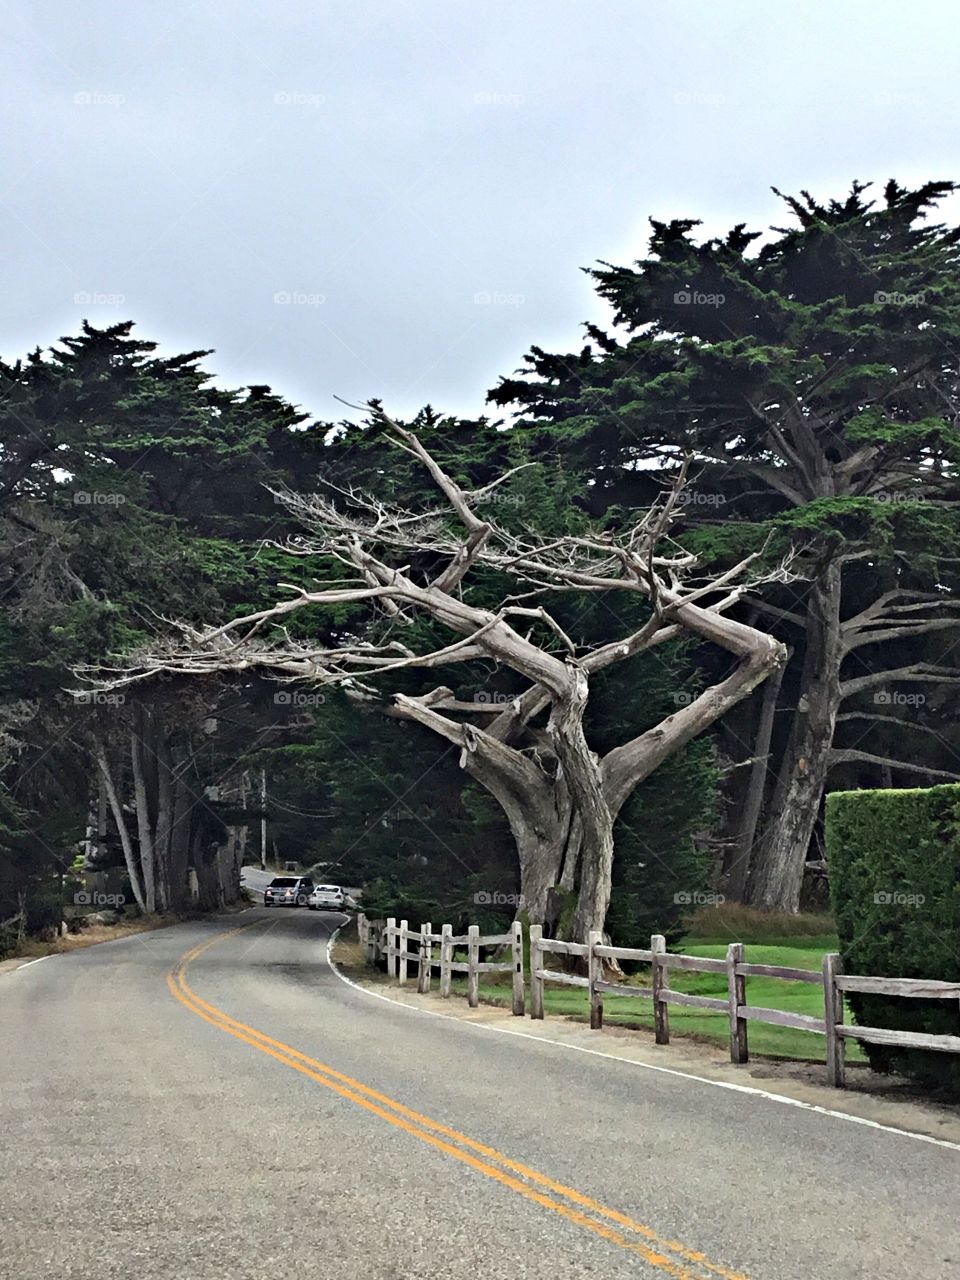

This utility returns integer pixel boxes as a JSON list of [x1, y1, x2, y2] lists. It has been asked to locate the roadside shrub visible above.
[[826, 784, 960, 1092]]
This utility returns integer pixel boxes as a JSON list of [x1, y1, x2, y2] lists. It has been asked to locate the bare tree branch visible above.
[[81, 413, 788, 942], [827, 748, 960, 781]]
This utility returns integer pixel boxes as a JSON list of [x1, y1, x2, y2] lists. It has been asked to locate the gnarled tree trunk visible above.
[[726, 656, 785, 902], [748, 563, 843, 911]]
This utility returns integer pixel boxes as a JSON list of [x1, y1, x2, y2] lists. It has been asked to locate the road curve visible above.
[[2, 905, 958, 1279]]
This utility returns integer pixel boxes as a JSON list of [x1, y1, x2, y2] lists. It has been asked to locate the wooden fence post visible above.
[[360, 914, 374, 964], [588, 930, 604, 1029], [418, 921, 432, 994], [386, 917, 396, 979], [727, 941, 748, 1064], [511, 919, 525, 1016], [651, 934, 669, 1044], [529, 925, 544, 1019], [398, 919, 409, 986], [440, 923, 452, 997], [823, 951, 845, 1088], [467, 924, 480, 1008]]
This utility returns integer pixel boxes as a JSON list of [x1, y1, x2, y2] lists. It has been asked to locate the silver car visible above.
[[264, 875, 313, 907]]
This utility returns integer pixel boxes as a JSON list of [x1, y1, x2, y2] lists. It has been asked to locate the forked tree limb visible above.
[[81, 410, 791, 940]]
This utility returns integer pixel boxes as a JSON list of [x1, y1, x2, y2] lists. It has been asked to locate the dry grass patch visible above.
[[14, 915, 181, 958]]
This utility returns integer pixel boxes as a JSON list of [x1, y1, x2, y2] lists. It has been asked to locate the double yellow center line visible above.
[[168, 920, 748, 1280]]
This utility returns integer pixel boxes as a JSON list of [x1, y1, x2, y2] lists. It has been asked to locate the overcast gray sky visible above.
[[3, 0, 957, 423]]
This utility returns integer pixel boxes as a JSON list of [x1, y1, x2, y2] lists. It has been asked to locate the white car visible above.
[[308, 884, 346, 910]]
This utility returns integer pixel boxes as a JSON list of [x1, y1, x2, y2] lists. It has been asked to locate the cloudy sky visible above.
[[3, 0, 956, 423]]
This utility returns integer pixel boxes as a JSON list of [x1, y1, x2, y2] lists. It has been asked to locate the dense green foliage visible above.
[[491, 181, 960, 910], [827, 784, 960, 1091], [0, 322, 719, 952], [6, 178, 960, 1048]]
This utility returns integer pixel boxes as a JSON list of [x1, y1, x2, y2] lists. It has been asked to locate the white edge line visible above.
[[9, 954, 52, 972], [325, 925, 960, 1156]]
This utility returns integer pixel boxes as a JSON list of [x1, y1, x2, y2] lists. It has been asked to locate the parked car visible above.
[[263, 876, 313, 907], [308, 884, 346, 911]]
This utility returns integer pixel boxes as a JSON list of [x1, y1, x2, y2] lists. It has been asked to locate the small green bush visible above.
[[826, 784, 960, 1092]]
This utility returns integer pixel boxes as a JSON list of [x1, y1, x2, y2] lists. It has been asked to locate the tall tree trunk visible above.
[[97, 775, 107, 862], [153, 730, 176, 911], [508, 777, 572, 926], [215, 831, 241, 905], [552, 670, 616, 946], [129, 724, 156, 914], [748, 563, 843, 912], [169, 771, 192, 909], [726, 657, 786, 902], [557, 813, 582, 893], [194, 832, 220, 911], [83, 789, 97, 865], [94, 743, 146, 912], [237, 770, 250, 869], [568, 808, 615, 945]]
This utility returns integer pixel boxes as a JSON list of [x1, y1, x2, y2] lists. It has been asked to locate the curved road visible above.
[[2, 896, 958, 1279]]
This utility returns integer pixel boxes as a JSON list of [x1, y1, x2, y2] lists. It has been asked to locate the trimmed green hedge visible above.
[[826, 784, 960, 1092]]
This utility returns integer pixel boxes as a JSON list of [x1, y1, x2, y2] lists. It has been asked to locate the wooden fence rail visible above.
[[375, 916, 524, 1015], [356, 913, 960, 1088]]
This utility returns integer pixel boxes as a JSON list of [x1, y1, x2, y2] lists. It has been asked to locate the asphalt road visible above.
[[2, 887, 959, 1280]]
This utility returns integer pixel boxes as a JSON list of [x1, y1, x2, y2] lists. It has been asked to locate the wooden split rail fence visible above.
[[365, 916, 524, 1016], [356, 914, 960, 1088]]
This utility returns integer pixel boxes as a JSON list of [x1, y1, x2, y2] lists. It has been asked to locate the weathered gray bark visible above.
[[169, 772, 193, 909], [129, 718, 157, 914], [556, 669, 616, 947], [748, 562, 843, 912], [153, 732, 175, 911], [726, 656, 785, 902], [94, 742, 146, 912], [93, 416, 788, 944]]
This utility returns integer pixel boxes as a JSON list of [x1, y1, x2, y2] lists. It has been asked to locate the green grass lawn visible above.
[[450, 920, 865, 1064]]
